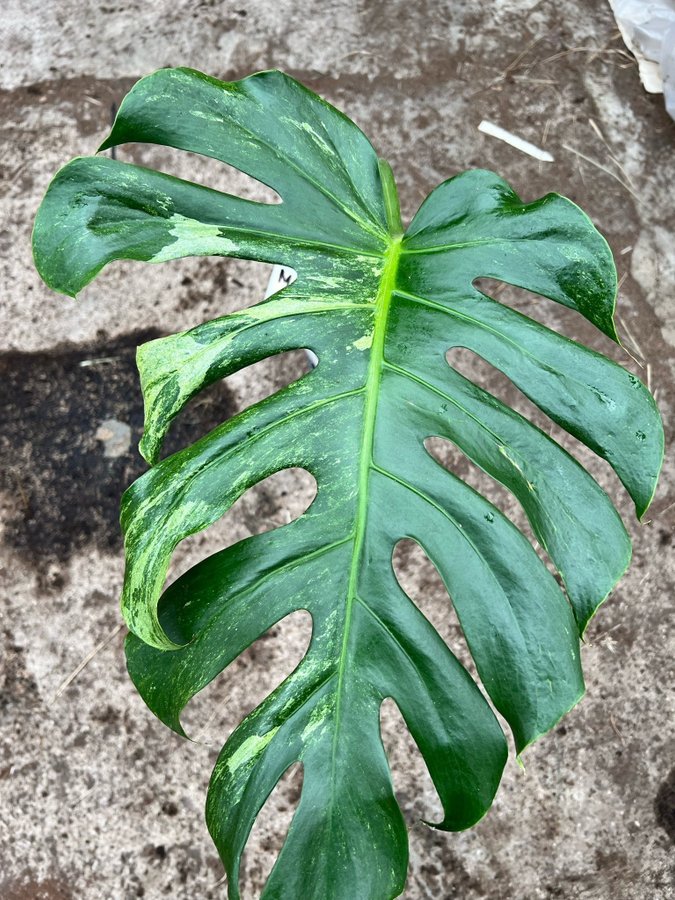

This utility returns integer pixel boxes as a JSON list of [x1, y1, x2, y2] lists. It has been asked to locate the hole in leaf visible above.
[[226, 348, 314, 415], [423, 435, 554, 580], [423, 434, 539, 555], [114, 142, 282, 205], [164, 347, 313, 457], [445, 346, 553, 434], [391, 540, 518, 760], [391, 540, 517, 759], [392, 538, 475, 675], [241, 762, 304, 898], [472, 277, 624, 361], [264, 264, 299, 299], [180, 609, 313, 741], [167, 466, 318, 586], [169, 254, 275, 319], [380, 697, 443, 826], [442, 347, 632, 519]]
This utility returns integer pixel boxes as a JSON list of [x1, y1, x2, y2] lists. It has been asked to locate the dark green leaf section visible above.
[[99, 67, 389, 242], [31, 155, 385, 299], [403, 171, 620, 339], [400, 173, 663, 522], [32, 68, 664, 900]]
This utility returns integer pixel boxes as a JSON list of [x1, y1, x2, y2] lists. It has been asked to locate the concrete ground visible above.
[[1, 0, 674, 897]]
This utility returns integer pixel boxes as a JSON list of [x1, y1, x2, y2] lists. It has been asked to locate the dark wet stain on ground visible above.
[[0, 877, 73, 900], [0, 330, 236, 563], [655, 766, 675, 843], [0, 629, 40, 712]]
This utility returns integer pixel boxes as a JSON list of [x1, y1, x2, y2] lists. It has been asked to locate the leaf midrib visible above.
[[328, 231, 402, 804]]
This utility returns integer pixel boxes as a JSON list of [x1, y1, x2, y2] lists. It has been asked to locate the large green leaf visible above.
[[32, 68, 663, 899]]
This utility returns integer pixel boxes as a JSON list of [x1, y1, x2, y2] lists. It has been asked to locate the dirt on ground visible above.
[[1, 1, 674, 898]]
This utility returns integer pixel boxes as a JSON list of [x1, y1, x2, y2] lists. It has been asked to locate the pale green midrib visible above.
[[378, 160, 403, 238], [328, 230, 402, 797]]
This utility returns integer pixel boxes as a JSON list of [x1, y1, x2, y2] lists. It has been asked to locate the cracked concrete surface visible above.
[[1, 1, 674, 898]]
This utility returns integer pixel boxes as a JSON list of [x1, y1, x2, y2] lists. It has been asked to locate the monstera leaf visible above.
[[33, 68, 663, 899]]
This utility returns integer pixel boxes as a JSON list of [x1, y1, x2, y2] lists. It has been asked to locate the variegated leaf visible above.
[[32, 68, 663, 900]]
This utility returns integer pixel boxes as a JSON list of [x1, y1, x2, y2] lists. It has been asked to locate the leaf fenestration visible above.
[[32, 68, 664, 900]]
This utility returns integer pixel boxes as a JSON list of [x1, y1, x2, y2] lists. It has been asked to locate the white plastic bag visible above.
[[608, 0, 675, 119]]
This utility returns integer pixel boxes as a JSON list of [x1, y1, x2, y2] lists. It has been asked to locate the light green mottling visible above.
[[301, 697, 333, 742], [352, 332, 374, 351], [32, 67, 664, 900], [295, 120, 333, 156], [226, 728, 279, 774], [149, 214, 239, 262]]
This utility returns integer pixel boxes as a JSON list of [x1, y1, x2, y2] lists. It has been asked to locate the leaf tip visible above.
[[138, 433, 160, 467]]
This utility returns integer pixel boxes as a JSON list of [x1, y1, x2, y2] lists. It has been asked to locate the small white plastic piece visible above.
[[478, 120, 554, 162], [265, 263, 297, 299], [264, 264, 318, 368]]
